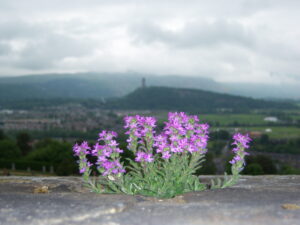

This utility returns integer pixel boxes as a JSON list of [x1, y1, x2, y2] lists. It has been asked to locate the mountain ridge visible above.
[[103, 86, 297, 113], [0, 72, 299, 100]]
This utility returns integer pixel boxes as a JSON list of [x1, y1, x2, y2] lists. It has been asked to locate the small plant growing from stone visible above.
[[73, 112, 251, 198]]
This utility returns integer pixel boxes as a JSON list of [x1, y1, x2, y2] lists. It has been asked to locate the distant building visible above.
[[0, 109, 14, 115], [265, 128, 272, 133], [2, 119, 61, 131], [264, 117, 279, 123], [142, 78, 146, 88]]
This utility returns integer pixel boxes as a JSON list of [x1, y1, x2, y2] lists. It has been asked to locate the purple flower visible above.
[[99, 159, 125, 176], [108, 140, 118, 147], [93, 130, 126, 176], [80, 167, 86, 174], [73, 141, 92, 174], [229, 133, 251, 166], [134, 151, 154, 163], [162, 151, 171, 159], [233, 133, 251, 149], [143, 153, 154, 162], [230, 155, 242, 164], [144, 117, 156, 127], [98, 131, 117, 141], [124, 115, 157, 161], [157, 112, 209, 157], [135, 151, 145, 162], [73, 141, 90, 156], [229, 159, 235, 165], [91, 143, 104, 156]]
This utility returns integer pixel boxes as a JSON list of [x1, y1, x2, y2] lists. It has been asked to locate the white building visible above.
[[264, 117, 279, 123]]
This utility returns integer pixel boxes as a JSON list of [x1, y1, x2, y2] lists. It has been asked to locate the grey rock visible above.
[[0, 176, 300, 225]]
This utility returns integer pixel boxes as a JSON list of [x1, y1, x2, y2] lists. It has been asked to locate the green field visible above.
[[245, 127, 300, 139], [199, 112, 300, 139], [200, 114, 267, 126], [150, 111, 300, 139], [214, 126, 300, 139], [155, 113, 269, 126]]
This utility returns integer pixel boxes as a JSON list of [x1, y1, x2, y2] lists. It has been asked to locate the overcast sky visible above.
[[0, 0, 299, 84]]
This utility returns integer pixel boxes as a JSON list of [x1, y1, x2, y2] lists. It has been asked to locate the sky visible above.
[[0, 0, 299, 84]]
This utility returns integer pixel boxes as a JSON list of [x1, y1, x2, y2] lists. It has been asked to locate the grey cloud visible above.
[[0, 20, 96, 70], [14, 34, 95, 70], [0, 42, 11, 55], [130, 20, 255, 49], [0, 21, 48, 40], [0, 0, 299, 84], [270, 72, 300, 81]]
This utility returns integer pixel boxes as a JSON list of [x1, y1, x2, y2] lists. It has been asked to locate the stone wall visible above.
[[0, 176, 299, 225]]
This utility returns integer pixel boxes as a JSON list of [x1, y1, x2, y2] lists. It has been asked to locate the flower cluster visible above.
[[154, 112, 209, 159], [124, 115, 156, 163], [73, 141, 91, 174], [73, 131, 125, 177], [92, 131, 125, 176], [73, 112, 252, 197], [229, 133, 251, 165]]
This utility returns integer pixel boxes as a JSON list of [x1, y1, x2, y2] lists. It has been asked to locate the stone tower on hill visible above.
[[142, 77, 146, 88]]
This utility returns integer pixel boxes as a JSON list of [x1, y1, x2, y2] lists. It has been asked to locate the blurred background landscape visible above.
[[0, 0, 299, 176]]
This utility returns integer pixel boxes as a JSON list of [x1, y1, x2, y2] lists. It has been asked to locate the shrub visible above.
[[0, 139, 21, 159]]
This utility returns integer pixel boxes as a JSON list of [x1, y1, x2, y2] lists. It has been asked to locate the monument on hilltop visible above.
[[141, 77, 146, 88]]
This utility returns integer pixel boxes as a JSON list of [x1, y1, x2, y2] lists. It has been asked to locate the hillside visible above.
[[0, 73, 299, 101], [105, 86, 298, 113], [0, 73, 223, 101], [0, 75, 115, 100]]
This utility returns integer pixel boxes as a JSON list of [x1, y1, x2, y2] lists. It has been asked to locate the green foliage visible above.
[[211, 162, 242, 189], [196, 152, 217, 175], [16, 132, 32, 156], [0, 130, 7, 140], [85, 153, 207, 198], [243, 163, 264, 175], [26, 139, 77, 175], [244, 155, 277, 174], [0, 159, 51, 171], [280, 165, 300, 175], [27, 139, 71, 162], [259, 134, 270, 145], [210, 130, 230, 140], [208, 140, 227, 156], [56, 158, 78, 176], [252, 136, 300, 154], [0, 139, 21, 159]]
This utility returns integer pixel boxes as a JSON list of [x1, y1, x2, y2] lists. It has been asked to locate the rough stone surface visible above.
[[0, 176, 300, 225]]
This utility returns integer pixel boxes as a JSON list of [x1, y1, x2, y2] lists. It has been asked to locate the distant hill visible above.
[[0, 84, 297, 111], [0, 75, 115, 100], [0, 72, 221, 101], [104, 86, 298, 113], [0, 72, 299, 104]]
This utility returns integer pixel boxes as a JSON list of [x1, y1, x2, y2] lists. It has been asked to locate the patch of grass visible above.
[[221, 126, 300, 139], [200, 114, 267, 126]]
